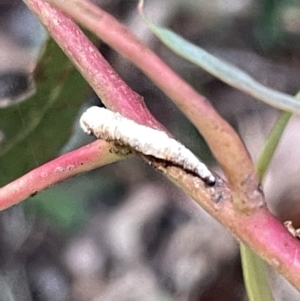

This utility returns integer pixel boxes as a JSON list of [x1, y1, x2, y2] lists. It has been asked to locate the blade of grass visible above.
[[241, 91, 300, 301], [256, 91, 300, 181], [241, 244, 275, 301], [138, 1, 300, 115]]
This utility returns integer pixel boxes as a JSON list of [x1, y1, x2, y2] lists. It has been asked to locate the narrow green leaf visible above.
[[240, 244, 274, 301], [0, 37, 93, 186], [140, 12, 300, 114], [256, 91, 300, 181]]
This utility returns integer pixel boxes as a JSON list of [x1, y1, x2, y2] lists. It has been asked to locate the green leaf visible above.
[[0, 37, 93, 186], [140, 12, 300, 114]]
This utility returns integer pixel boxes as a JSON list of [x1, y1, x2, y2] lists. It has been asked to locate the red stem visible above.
[[164, 165, 300, 291], [0, 140, 120, 210], [24, 0, 165, 130]]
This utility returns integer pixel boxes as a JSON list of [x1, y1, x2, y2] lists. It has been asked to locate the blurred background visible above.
[[1, 0, 300, 300]]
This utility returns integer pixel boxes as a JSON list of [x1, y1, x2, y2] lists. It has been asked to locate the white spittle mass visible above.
[[80, 106, 215, 185]]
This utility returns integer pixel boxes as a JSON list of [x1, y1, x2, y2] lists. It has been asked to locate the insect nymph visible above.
[[80, 106, 216, 186]]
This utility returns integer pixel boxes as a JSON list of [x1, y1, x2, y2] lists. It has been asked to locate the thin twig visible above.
[[0, 140, 121, 210]]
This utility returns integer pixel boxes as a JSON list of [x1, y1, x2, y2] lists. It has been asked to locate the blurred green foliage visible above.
[[0, 37, 92, 186], [25, 170, 122, 232], [255, 0, 300, 52]]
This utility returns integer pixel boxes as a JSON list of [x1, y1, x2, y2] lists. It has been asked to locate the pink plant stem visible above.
[[23, 0, 165, 131], [0, 140, 121, 210], [163, 166, 300, 291], [41, 0, 262, 211]]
